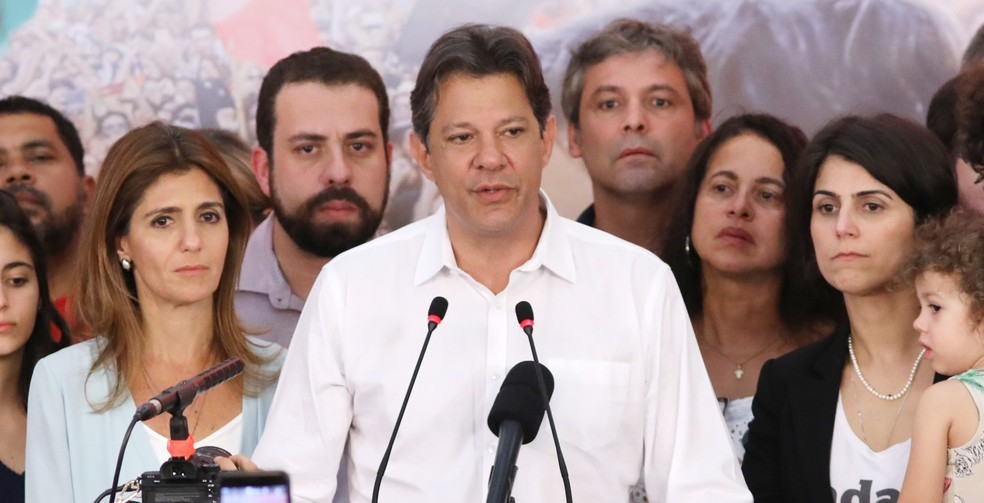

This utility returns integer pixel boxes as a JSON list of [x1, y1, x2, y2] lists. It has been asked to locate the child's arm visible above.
[[899, 382, 959, 503]]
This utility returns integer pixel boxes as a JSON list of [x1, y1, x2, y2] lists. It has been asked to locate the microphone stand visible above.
[[371, 320, 440, 502], [488, 420, 522, 503], [158, 403, 201, 483], [516, 302, 573, 502]]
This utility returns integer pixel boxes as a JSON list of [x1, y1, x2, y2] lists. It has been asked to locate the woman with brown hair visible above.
[[24, 122, 281, 502], [742, 115, 958, 502], [661, 113, 833, 463]]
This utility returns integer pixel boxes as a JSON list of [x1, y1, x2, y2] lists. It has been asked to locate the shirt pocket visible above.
[[547, 358, 632, 451]]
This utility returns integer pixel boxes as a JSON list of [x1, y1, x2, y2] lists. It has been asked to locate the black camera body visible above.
[[138, 447, 228, 503], [139, 459, 218, 503]]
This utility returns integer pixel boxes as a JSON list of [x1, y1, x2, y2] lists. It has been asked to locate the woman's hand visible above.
[[214, 454, 260, 472]]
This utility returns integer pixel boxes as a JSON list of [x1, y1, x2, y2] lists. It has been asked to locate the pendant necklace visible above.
[[850, 372, 910, 447], [701, 334, 782, 379]]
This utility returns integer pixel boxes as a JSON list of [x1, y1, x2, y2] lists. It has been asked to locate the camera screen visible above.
[[219, 484, 289, 503]]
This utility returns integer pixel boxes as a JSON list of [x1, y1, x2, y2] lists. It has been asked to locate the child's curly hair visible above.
[[957, 65, 984, 178], [904, 208, 984, 325]]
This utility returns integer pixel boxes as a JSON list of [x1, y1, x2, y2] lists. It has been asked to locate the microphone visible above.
[[372, 296, 448, 503], [514, 301, 573, 502], [134, 357, 245, 421], [516, 301, 534, 334], [427, 295, 449, 330], [486, 361, 553, 503]]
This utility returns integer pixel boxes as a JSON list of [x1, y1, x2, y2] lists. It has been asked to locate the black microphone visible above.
[[134, 357, 245, 421], [516, 301, 534, 335], [487, 361, 553, 503], [514, 301, 573, 502], [427, 296, 448, 330], [372, 296, 448, 503]]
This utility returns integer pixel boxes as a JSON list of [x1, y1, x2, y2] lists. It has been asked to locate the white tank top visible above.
[[829, 394, 909, 502]]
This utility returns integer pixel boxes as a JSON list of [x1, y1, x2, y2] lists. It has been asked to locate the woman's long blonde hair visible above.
[[78, 122, 274, 409]]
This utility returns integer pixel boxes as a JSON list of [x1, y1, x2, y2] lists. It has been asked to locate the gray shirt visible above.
[[235, 215, 305, 348]]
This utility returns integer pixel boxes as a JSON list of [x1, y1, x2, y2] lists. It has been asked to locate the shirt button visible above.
[[488, 445, 495, 454], [491, 374, 499, 381], [494, 300, 503, 309]]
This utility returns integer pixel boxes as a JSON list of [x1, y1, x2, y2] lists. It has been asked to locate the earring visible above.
[[684, 235, 694, 268], [120, 257, 132, 271]]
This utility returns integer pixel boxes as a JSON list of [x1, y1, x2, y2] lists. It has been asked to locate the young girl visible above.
[[900, 209, 984, 503], [0, 191, 69, 501]]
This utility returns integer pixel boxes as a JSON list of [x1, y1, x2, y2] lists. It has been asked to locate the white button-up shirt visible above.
[[253, 195, 750, 502]]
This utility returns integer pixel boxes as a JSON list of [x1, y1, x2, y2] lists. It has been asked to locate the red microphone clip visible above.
[[167, 435, 196, 460], [519, 318, 534, 330]]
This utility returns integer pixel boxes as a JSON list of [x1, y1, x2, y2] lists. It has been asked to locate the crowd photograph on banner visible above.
[[1, 0, 984, 502]]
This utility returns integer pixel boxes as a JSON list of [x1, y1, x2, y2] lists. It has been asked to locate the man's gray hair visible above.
[[561, 18, 711, 129]]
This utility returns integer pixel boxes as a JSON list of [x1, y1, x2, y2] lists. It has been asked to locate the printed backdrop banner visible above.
[[0, 0, 980, 226]]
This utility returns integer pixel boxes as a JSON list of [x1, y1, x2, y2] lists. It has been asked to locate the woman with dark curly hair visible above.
[[662, 113, 833, 462], [0, 191, 69, 501]]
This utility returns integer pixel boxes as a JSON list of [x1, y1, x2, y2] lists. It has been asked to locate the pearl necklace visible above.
[[847, 335, 925, 401]]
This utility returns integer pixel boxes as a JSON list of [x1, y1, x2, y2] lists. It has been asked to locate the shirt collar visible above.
[[238, 215, 293, 298], [413, 191, 577, 285], [576, 204, 596, 227]]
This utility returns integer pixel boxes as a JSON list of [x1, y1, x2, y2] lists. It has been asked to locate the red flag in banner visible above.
[[210, 0, 322, 68]]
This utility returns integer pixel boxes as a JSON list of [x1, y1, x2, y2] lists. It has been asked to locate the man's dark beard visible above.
[[271, 185, 384, 258], [4, 184, 84, 256]]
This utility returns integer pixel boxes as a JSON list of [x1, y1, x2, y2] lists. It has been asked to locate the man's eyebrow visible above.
[[23, 139, 55, 150], [589, 83, 685, 103], [287, 133, 328, 143], [644, 84, 684, 97], [345, 130, 379, 141], [590, 85, 624, 96], [439, 116, 529, 135], [496, 116, 529, 127]]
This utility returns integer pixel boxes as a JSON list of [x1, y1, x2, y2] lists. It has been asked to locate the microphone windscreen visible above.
[[515, 301, 534, 324], [195, 357, 245, 389], [487, 361, 554, 444], [428, 296, 449, 320]]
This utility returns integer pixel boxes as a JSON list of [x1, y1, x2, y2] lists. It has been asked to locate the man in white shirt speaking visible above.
[[241, 24, 751, 502]]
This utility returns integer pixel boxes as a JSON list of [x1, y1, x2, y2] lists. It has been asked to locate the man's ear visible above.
[[252, 147, 271, 197], [540, 115, 557, 167], [567, 121, 583, 159], [409, 132, 434, 182], [696, 118, 712, 141], [80, 175, 96, 216]]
